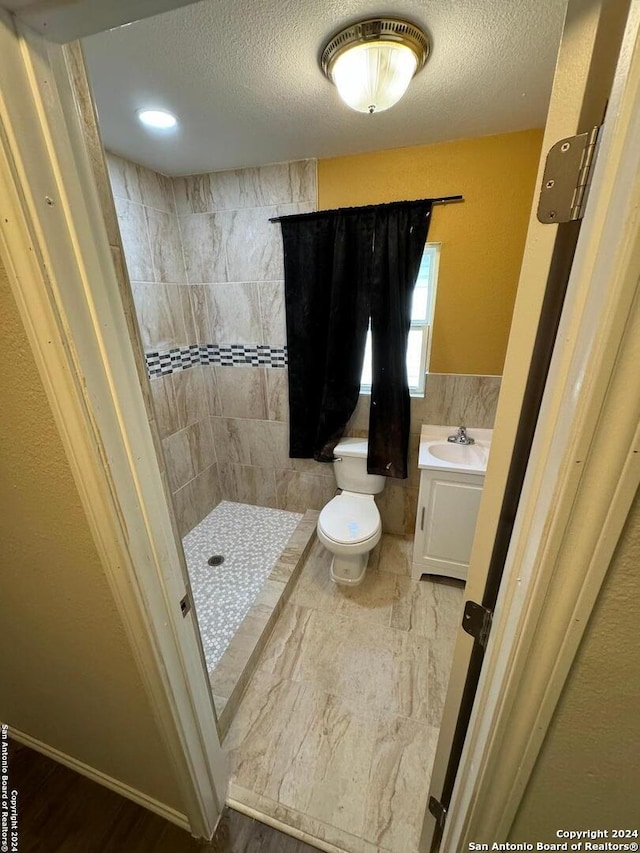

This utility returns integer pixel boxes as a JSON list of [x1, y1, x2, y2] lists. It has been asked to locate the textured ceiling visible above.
[[82, 0, 567, 177]]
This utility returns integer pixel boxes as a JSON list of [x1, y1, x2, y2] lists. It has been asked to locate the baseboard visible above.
[[9, 727, 190, 832]]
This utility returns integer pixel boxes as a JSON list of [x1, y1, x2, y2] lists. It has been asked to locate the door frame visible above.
[[0, 2, 638, 847], [440, 1, 640, 846], [0, 10, 226, 839]]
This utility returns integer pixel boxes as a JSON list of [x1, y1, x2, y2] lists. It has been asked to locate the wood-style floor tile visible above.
[[226, 670, 377, 838], [377, 533, 414, 576], [227, 529, 462, 853], [362, 715, 439, 852], [390, 574, 464, 642], [290, 540, 395, 626]]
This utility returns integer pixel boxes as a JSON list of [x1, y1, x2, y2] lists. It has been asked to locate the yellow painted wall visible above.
[[510, 491, 640, 836], [0, 259, 184, 812], [318, 129, 543, 376]]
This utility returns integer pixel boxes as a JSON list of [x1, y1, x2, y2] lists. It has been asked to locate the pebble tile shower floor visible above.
[[182, 501, 302, 671]]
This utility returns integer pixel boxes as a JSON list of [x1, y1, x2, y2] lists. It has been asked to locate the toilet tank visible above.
[[333, 438, 386, 495]]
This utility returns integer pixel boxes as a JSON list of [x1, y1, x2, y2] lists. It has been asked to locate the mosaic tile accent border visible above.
[[146, 343, 288, 377]]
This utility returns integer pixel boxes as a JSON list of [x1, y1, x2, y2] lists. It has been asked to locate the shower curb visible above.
[[212, 509, 320, 738]]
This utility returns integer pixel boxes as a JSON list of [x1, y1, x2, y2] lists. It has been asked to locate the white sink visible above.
[[418, 425, 492, 474], [427, 442, 489, 467]]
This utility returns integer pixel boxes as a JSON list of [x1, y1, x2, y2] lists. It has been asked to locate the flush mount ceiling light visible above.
[[137, 108, 178, 129], [321, 18, 430, 114]]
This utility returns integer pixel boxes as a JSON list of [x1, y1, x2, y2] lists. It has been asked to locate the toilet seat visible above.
[[318, 492, 380, 545]]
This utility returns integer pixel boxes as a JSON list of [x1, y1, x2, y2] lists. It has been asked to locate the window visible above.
[[360, 243, 439, 396]]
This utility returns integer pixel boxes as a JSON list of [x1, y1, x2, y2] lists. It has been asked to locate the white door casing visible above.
[[0, 10, 228, 837]]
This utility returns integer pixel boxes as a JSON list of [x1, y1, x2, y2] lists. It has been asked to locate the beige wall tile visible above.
[[172, 161, 316, 215], [215, 367, 267, 420], [217, 463, 278, 508], [149, 374, 180, 438], [179, 286, 196, 344], [290, 160, 317, 204], [187, 285, 211, 343], [203, 373, 222, 417], [172, 475, 200, 537], [109, 246, 148, 381], [173, 173, 215, 215], [137, 163, 175, 213], [108, 153, 174, 213], [187, 418, 217, 474], [164, 418, 217, 492], [179, 213, 228, 283], [241, 163, 315, 208], [172, 366, 209, 429], [209, 282, 262, 343], [411, 373, 501, 432], [163, 427, 194, 492], [106, 151, 143, 203], [275, 470, 337, 513], [376, 483, 418, 536], [223, 206, 278, 282], [130, 282, 188, 351], [172, 462, 220, 537], [114, 197, 153, 282], [265, 368, 288, 421], [223, 206, 288, 283], [190, 463, 221, 526], [259, 280, 286, 346], [211, 417, 289, 469], [290, 456, 336, 479], [145, 209, 187, 283]]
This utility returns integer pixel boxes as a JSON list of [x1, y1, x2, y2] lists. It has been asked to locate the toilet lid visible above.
[[318, 494, 380, 545]]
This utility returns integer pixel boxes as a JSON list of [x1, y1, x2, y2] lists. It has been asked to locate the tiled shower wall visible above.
[[107, 153, 334, 535], [173, 161, 337, 516], [107, 152, 219, 536]]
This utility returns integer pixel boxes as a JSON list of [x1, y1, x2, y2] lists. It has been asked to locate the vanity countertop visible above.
[[418, 424, 493, 475]]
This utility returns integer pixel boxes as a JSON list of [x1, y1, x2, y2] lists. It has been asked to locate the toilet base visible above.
[[330, 552, 368, 586]]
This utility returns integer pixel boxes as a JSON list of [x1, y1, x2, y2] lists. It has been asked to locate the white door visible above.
[[422, 0, 637, 849]]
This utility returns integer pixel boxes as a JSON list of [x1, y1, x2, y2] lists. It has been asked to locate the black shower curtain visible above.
[[280, 199, 433, 479]]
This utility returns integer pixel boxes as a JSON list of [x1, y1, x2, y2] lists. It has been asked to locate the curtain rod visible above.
[[269, 195, 464, 224]]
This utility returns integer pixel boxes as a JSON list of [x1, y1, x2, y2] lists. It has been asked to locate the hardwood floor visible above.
[[9, 741, 318, 852]]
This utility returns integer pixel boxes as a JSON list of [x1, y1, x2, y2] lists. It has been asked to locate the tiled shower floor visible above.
[[182, 501, 302, 672]]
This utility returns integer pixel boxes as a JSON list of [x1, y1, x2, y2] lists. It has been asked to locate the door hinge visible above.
[[462, 600, 493, 648], [428, 796, 447, 831], [179, 592, 192, 618], [537, 125, 602, 224]]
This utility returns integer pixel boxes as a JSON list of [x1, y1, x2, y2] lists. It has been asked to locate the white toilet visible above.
[[317, 438, 386, 586]]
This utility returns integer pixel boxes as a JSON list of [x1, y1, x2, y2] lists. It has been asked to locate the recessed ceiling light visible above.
[[137, 108, 178, 129]]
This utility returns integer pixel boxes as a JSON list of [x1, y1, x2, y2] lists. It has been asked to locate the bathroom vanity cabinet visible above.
[[411, 425, 491, 582]]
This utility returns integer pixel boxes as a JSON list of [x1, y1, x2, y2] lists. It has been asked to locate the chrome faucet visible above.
[[448, 425, 475, 445]]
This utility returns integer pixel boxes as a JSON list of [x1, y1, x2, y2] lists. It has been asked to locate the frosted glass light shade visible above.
[[332, 41, 418, 114]]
